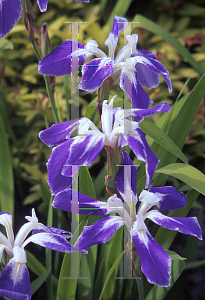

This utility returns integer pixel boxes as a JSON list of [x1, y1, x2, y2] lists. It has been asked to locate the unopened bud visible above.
[[41, 23, 51, 57], [24, 10, 35, 43]]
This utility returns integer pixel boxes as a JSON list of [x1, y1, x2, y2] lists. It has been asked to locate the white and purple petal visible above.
[[129, 102, 171, 119], [105, 16, 128, 59], [148, 186, 187, 211], [76, 216, 124, 250], [0, 0, 22, 38], [62, 133, 105, 172], [78, 58, 113, 92], [38, 40, 90, 76], [47, 140, 73, 195], [120, 71, 153, 109], [39, 118, 84, 147], [127, 128, 159, 188], [23, 232, 87, 254], [146, 210, 202, 240], [131, 226, 171, 287], [135, 56, 172, 92], [37, 0, 48, 12], [32, 225, 72, 239], [52, 189, 108, 215], [0, 260, 31, 300]]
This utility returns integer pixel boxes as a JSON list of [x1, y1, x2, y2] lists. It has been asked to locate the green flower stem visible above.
[[136, 278, 144, 300], [32, 41, 59, 123]]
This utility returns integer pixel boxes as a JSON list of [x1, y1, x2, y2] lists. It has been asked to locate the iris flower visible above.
[[52, 152, 202, 287], [39, 96, 170, 195], [38, 15, 172, 109], [0, 208, 86, 300], [0, 0, 89, 38]]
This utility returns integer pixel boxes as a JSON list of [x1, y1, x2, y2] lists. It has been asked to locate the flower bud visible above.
[[41, 23, 51, 58], [24, 10, 35, 43]]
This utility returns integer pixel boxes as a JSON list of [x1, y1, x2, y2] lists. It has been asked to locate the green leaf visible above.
[[31, 267, 51, 296], [99, 251, 124, 300], [154, 73, 205, 187], [79, 166, 96, 199], [26, 250, 58, 288], [185, 259, 205, 270], [132, 15, 204, 75], [56, 215, 89, 300], [39, 178, 51, 204], [78, 166, 97, 300], [139, 118, 188, 164], [0, 38, 14, 50], [108, 0, 133, 27], [156, 163, 205, 196], [0, 113, 14, 215], [145, 251, 185, 300]]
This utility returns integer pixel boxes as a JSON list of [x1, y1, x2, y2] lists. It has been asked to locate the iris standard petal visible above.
[[39, 118, 84, 147], [0, 0, 22, 38], [38, 40, 90, 76], [78, 58, 113, 92], [53, 189, 108, 215], [148, 186, 187, 211], [105, 15, 128, 59], [0, 260, 31, 300], [76, 216, 124, 250], [146, 210, 202, 240], [115, 151, 137, 202], [127, 128, 159, 188], [47, 140, 73, 195], [37, 0, 48, 12], [23, 232, 87, 254], [131, 227, 171, 287]]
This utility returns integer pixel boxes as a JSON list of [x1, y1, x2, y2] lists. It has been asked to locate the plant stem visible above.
[[32, 41, 59, 123], [136, 278, 144, 300]]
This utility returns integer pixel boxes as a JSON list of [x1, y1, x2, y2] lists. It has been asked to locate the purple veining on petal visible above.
[[33, 225, 72, 239]]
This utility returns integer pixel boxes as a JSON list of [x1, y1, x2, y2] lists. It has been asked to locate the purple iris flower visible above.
[[38, 15, 172, 109], [39, 96, 170, 195], [0, 0, 49, 38], [0, 208, 87, 300], [52, 152, 202, 287]]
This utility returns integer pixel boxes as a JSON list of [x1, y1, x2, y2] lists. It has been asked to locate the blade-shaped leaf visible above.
[[155, 163, 205, 196], [139, 118, 188, 164], [0, 112, 14, 215], [31, 268, 51, 296]]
